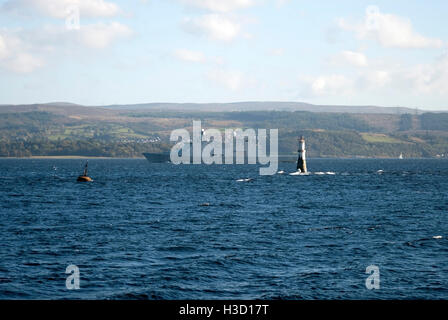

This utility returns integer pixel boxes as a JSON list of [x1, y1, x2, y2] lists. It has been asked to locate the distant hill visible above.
[[1, 101, 444, 114], [0, 102, 447, 158], [96, 101, 430, 114], [0, 102, 115, 117]]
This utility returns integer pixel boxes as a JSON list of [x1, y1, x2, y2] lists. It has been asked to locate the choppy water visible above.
[[0, 158, 447, 299]]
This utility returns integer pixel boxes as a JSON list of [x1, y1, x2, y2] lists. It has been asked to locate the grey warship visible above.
[[142, 135, 303, 164]]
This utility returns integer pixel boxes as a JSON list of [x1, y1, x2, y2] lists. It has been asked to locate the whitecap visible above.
[[236, 178, 253, 182], [433, 235, 443, 239], [289, 171, 310, 176]]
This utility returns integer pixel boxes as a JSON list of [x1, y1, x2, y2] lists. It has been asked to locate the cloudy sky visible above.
[[0, 0, 447, 110]]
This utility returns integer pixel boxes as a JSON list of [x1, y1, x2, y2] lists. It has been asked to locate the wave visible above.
[[289, 171, 309, 176], [290, 171, 334, 176], [236, 178, 253, 182]]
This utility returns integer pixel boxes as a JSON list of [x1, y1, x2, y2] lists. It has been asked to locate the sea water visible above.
[[0, 158, 447, 299]]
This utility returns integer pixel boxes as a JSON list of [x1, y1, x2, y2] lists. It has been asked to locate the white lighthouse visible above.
[[297, 136, 307, 173]]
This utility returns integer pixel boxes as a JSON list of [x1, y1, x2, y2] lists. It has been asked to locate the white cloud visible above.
[[330, 50, 368, 67], [212, 56, 225, 65], [357, 56, 448, 95], [32, 23, 133, 50], [173, 49, 225, 66], [174, 49, 206, 63], [338, 8, 444, 49], [362, 70, 391, 88], [0, 32, 44, 73], [300, 70, 393, 98], [403, 53, 448, 95], [207, 68, 244, 90], [77, 22, 132, 49], [269, 48, 285, 56], [0, 21, 132, 73], [301, 51, 448, 99], [179, 0, 255, 12], [275, 0, 291, 7], [301, 74, 355, 97], [182, 14, 241, 42], [0, 35, 8, 60], [3, 0, 120, 18], [7, 53, 43, 73], [356, 54, 448, 95]]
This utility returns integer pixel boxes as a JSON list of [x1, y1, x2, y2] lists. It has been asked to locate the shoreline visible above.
[[1, 156, 145, 159], [0, 156, 445, 160]]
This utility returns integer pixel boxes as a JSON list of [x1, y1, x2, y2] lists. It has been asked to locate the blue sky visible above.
[[0, 0, 447, 110]]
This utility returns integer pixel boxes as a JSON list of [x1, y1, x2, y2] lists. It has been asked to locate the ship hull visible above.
[[142, 152, 171, 163], [142, 152, 298, 163]]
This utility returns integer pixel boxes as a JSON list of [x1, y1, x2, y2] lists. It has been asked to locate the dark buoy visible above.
[[77, 161, 93, 182]]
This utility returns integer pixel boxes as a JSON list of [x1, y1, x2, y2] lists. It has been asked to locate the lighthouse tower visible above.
[[296, 136, 307, 173]]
